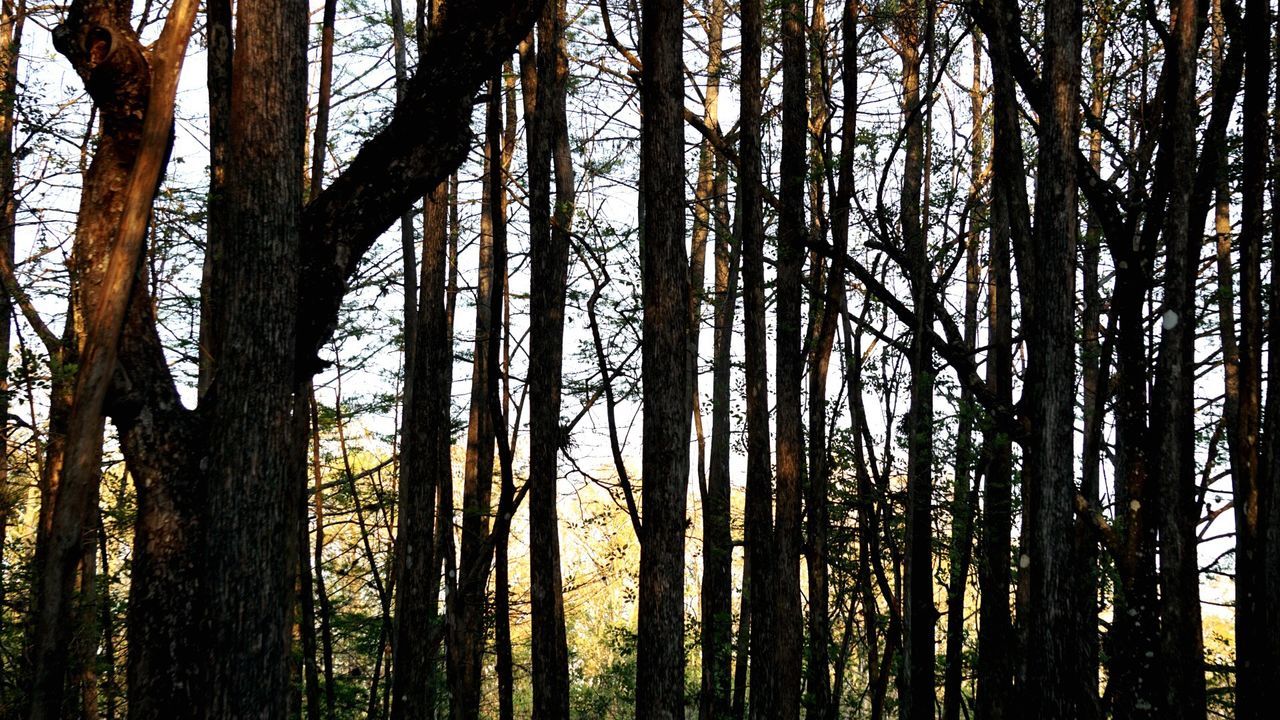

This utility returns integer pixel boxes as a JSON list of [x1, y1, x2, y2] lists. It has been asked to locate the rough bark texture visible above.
[[774, 1, 807, 716], [1151, 2, 1206, 718], [35, 1, 541, 718], [634, 0, 690, 716], [1023, 0, 1083, 716], [203, 3, 307, 718], [35, 5, 198, 718]]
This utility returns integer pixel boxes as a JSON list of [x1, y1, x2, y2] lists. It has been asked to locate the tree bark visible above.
[[739, 0, 775, 715], [774, 0, 807, 716], [35, 5, 199, 718], [1232, 0, 1269, 713], [895, 4, 935, 718], [634, 0, 691, 715], [525, 0, 575, 714], [203, 2, 307, 717], [1023, 0, 1083, 716], [698, 4, 735, 713]]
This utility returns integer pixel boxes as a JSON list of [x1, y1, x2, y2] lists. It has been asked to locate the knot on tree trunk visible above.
[[53, 8, 149, 124]]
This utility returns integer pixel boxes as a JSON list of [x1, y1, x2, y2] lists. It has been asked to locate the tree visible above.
[[634, 0, 690, 716]]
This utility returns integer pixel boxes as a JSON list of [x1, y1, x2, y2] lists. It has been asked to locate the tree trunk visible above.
[[942, 39, 983, 720], [1023, 0, 1083, 716], [739, 0, 775, 715], [698, 4, 734, 718], [203, 2, 307, 717], [634, 0, 691, 715], [524, 0, 575, 714], [977, 3, 1025, 714], [896, 4, 935, 718], [774, 0, 807, 716], [451, 70, 503, 720], [0, 0, 24, 633], [36, 6, 199, 719], [1232, 0, 1269, 714]]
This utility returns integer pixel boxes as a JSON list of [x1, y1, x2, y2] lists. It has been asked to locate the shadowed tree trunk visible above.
[[1151, 2, 1206, 718], [525, 0, 575, 714], [739, 0, 775, 715], [634, 0, 690, 716], [1022, 0, 1083, 715], [977, 3, 1026, 716], [942, 37, 983, 720], [0, 0, 24, 633], [1232, 0, 1269, 714], [774, 0, 807, 716], [697, 3, 734, 718], [33, 4, 199, 718], [895, 3, 935, 718]]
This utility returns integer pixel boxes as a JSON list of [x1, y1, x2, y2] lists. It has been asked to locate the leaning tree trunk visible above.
[[34, 5, 199, 719]]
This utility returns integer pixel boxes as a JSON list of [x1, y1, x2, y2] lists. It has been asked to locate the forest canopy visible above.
[[1, 0, 1278, 719]]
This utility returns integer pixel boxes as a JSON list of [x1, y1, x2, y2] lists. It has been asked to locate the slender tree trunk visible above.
[[309, 392, 337, 720], [698, 3, 735, 716], [803, 3, 835, 718], [1260, 15, 1280, 706], [1076, 13, 1107, 714], [739, 0, 775, 715], [774, 1, 807, 716], [942, 39, 983, 720], [1233, 0, 1269, 713], [525, 0, 575, 714], [977, 4, 1025, 713], [479, 66, 519, 718], [0, 0, 24, 632], [451, 70, 503, 720], [634, 0, 691, 715], [896, 3, 935, 718]]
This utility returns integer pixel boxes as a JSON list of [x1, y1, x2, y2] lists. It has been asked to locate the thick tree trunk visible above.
[[1023, 0, 1083, 716], [203, 2, 307, 717], [634, 0, 691, 715], [36, 6, 199, 719], [1151, 2, 1205, 717]]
